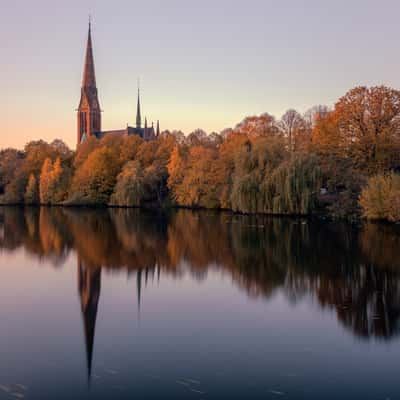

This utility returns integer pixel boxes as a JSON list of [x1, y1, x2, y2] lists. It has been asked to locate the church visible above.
[[77, 22, 160, 147]]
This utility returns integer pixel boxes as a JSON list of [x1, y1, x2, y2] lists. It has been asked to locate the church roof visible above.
[[95, 126, 155, 140]]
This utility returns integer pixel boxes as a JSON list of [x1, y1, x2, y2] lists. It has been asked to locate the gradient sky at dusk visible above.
[[2, 0, 400, 149]]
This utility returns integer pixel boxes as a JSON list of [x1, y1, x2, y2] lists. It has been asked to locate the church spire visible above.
[[77, 19, 101, 146], [82, 20, 96, 88], [136, 82, 142, 129], [156, 120, 160, 136]]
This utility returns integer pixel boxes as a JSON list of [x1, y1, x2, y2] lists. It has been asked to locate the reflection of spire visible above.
[[136, 269, 142, 317], [78, 259, 101, 383]]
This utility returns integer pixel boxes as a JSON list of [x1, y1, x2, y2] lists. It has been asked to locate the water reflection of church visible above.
[[1, 207, 400, 380], [77, 258, 158, 380]]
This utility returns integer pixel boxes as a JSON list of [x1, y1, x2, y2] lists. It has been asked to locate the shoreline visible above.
[[0, 202, 369, 224]]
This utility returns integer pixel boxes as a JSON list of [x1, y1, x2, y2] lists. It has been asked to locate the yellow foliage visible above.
[[359, 173, 400, 222]]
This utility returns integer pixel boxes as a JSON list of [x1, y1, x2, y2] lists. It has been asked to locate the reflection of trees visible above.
[[359, 223, 400, 270], [1, 207, 400, 340], [316, 264, 400, 338]]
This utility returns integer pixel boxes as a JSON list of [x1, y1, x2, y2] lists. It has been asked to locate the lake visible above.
[[0, 207, 399, 399]]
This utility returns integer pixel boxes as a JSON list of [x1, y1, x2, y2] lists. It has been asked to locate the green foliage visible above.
[[230, 135, 288, 213], [266, 154, 320, 214]]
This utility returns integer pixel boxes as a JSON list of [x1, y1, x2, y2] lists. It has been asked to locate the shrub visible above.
[[359, 173, 400, 222]]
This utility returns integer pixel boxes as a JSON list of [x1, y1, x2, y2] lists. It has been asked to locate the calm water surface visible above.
[[0, 207, 400, 399]]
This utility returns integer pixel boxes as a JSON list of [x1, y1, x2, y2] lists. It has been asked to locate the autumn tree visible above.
[[335, 86, 400, 173], [4, 140, 71, 204], [48, 158, 65, 203], [234, 113, 278, 138], [215, 132, 248, 208], [69, 147, 120, 205], [110, 161, 145, 207], [304, 105, 329, 129], [167, 145, 188, 204], [0, 149, 23, 196], [39, 158, 53, 204], [359, 173, 400, 222], [24, 174, 39, 204], [279, 109, 307, 153], [182, 145, 220, 208]]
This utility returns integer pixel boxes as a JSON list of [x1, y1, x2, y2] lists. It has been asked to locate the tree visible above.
[[49, 158, 65, 203], [167, 145, 188, 204], [110, 161, 145, 207], [234, 113, 279, 138], [265, 154, 321, 215], [335, 86, 400, 173], [304, 105, 329, 129], [70, 147, 120, 205], [39, 158, 53, 204], [24, 174, 39, 204], [359, 173, 400, 222], [3, 140, 71, 204], [279, 109, 307, 153], [215, 132, 249, 208], [185, 129, 208, 146], [0, 149, 23, 195], [230, 135, 288, 213]]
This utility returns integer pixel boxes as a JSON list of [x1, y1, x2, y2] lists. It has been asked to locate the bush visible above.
[[359, 173, 400, 222]]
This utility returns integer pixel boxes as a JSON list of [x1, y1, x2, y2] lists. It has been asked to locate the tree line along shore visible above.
[[1, 86, 400, 222]]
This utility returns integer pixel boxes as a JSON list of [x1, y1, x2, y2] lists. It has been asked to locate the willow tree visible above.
[[263, 154, 320, 215], [230, 135, 287, 213], [110, 161, 145, 207]]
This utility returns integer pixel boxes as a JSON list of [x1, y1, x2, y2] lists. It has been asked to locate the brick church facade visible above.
[[77, 22, 160, 147]]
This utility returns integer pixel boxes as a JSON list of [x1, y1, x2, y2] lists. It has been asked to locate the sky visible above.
[[1, 0, 400, 149]]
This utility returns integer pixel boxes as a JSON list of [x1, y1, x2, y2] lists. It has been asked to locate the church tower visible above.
[[77, 21, 101, 146]]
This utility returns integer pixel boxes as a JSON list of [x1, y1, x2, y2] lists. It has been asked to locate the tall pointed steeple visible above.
[[77, 20, 101, 146], [136, 84, 142, 129], [82, 20, 96, 88], [156, 120, 160, 137]]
